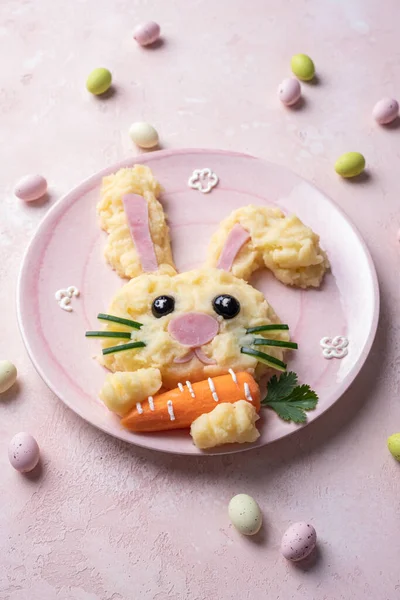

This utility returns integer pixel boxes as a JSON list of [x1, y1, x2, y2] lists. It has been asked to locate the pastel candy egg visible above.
[[129, 122, 159, 148], [14, 174, 47, 202], [372, 98, 399, 125], [281, 522, 317, 562], [86, 68, 112, 96], [335, 152, 366, 178], [291, 53, 315, 81], [8, 432, 40, 473], [134, 21, 161, 46], [0, 360, 17, 393], [278, 78, 301, 106], [387, 433, 400, 461], [228, 493, 262, 536]]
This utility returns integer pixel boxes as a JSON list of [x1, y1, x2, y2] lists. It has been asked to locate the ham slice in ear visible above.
[[122, 194, 158, 272], [217, 223, 251, 272]]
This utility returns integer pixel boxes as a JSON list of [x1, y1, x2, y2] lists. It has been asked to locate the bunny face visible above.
[[101, 267, 286, 389], [93, 165, 328, 417]]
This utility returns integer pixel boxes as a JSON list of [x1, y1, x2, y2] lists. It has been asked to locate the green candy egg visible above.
[[387, 433, 400, 461], [291, 53, 315, 81], [335, 152, 366, 178], [86, 68, 112, 95]]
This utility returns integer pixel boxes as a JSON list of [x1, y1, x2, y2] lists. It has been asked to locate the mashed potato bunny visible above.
[[87, 165, 328, 447]]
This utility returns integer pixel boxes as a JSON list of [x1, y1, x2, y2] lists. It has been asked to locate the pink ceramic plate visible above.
[[17, 149, 379, 455]]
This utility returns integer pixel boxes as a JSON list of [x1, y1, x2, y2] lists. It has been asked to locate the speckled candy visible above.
[[133, 21, 161, 46], [14, 174, 47, 202], [281, 522, 317, 562], [8, 432, 40, 473], [278, 78, 301, 106], [228, 494, 262, 536], [373, 98, 399, 125]]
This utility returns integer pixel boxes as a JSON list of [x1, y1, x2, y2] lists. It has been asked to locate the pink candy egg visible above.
[[372, 98, 399, 125], [14, 174, 47, 202], [133, 21, 161, 46], [278, 78, 302, 106], [281, 521, 317, 562], [8, 432, 40, 473]]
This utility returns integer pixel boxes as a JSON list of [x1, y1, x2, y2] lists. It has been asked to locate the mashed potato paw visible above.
[[99, 368, 162, 416], [190, 400, 260, 449]]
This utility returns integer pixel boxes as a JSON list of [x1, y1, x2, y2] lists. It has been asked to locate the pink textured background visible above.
[[0, 1, 399, 598]]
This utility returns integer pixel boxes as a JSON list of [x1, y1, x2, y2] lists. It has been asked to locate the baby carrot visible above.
[[120, 372, 260, 432]]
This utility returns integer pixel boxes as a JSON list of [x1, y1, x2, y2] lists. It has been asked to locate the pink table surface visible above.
[[0, 1, 399, 599]]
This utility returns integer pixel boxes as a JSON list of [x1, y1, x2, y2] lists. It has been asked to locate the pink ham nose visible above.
[[168, 312, 219, 347]]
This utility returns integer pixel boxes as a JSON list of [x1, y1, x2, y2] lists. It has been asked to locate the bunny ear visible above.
[[206, 205, 329, 289], [216, 224, 251, 271], [123, 194, 158, 272], [97, 166, 176, 279]]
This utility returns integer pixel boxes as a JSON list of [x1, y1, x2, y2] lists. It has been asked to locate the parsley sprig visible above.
[[262, 372, 318, 424]]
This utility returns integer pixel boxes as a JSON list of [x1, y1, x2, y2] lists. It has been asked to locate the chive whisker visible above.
[[246, 324, 289, 334], [86, 331, 131, 339], [97, 313, 143, 330], [253, 338, 298, 350], [241, 346, 287, 372], [102, 341, 146, 356]]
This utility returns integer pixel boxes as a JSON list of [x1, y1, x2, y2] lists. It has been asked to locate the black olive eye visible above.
[[212, 295, 240, 319], [152, 295, 175, 318]]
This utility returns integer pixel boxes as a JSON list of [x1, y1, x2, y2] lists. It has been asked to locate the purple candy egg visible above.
[[133, 21, 161, 46]]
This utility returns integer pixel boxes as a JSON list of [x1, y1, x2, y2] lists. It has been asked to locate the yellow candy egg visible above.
[[387, 433, 400, 461], [86, 68, 112, 96], [291, 54, 315, 81], [335, 152, 366, 178]]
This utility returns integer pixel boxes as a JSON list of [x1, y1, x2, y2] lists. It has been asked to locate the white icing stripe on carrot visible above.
[[208, 377, 219, 402], [178, 382, 184, 392], [244, 382, 253, 402], [148, 396, 155, 411], [136, 402, 144, 414], [229, 369, 238, 384], [217, 223, 251, 272], [167, 400, 175, 421], [186, 381, 195, 398], [122, 193, 158, 272]]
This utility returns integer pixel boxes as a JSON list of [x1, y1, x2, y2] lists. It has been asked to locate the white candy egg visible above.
[[228, 493, 262, 536], [14, 174, 47, 202], [8, 432, 40, 473], [0, 360, 17, 393], [129, 122, 159, 149], [281, 521, 317, 561], [278, 78, 302, 106]]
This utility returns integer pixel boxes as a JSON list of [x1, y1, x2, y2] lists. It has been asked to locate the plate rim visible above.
[[17, 148, 380, 455]]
